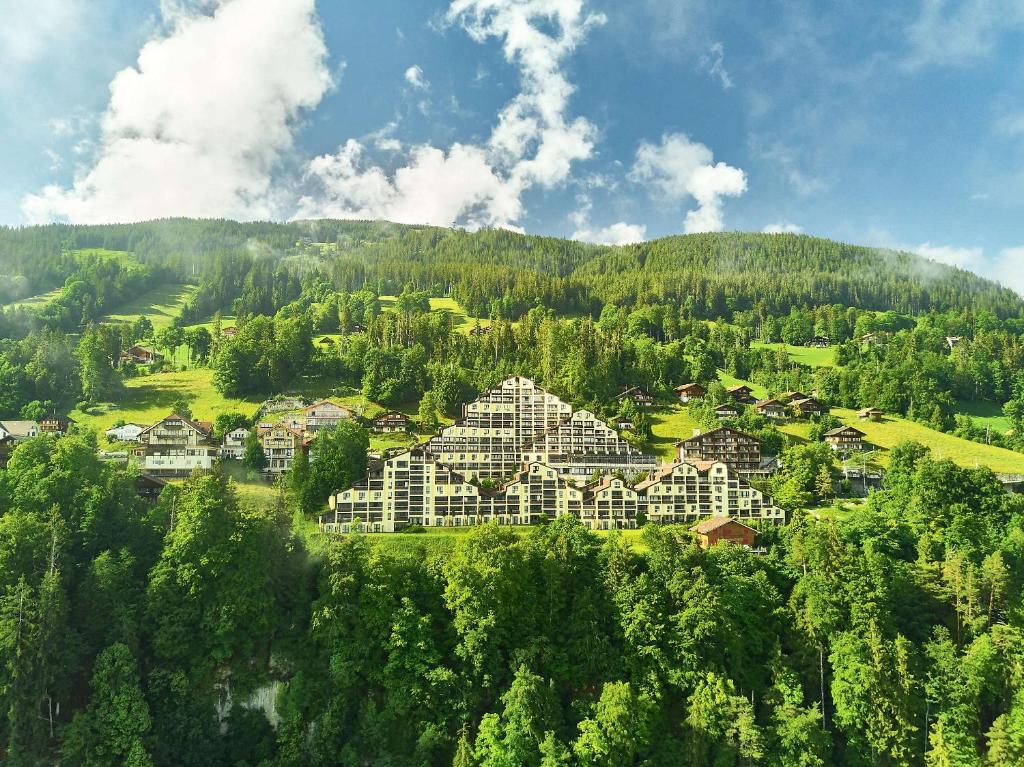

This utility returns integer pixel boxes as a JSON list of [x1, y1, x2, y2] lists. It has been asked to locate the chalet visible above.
[[674, 383, 706, 403], [221, 427, 250, 460], [824, 425, 867, 452], [134, 474, 167, 503], [791, 397, 827, 418], [755, 399, 788, 420], [676, 426, 763, 474], [119, 345, 161, 365], [305, 400, 354, 431], [727, 385, 757, 404], [0, 420, 40, 441], [372, 412, 411, 433], [858, 407, 884, 422], [105, 423, 146, 442], [806, 336, 831, 348], [39, 415, 73, 435], [714, 403, 741, 419], [134, 414, 219, 476], [258, 423, 305, 474], [690, 517, 758, 549], [221, 326, 238, 338], [616, 386, 655, 408], [779, 391, 809, 404]]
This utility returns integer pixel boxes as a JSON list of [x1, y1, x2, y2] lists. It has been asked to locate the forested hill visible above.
[[1, 219, 1020, 319]]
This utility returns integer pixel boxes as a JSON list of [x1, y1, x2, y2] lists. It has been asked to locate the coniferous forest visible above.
[[1, 220, 1023, 765]]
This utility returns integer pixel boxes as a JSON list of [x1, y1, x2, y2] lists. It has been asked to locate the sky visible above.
[[2, 0, 1023, 291]]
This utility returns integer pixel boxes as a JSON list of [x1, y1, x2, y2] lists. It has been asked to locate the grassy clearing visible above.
[[72, 368, 263, 435], [379, 294, 493, 334], [649, 405, 702, 461], [751, 342, 838, 368], [104, 283, 198, 330], [3, 287, 64, 310], [956, 400, 1011, 433]]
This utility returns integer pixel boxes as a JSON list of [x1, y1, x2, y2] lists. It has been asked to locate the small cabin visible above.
[[714, 403, 741, 419], [824, 425, 867, 452], [806, 336, 831, 348], [691, 517, 758, 549], [727, 385, 757, 404], [792, 397, 827, 418], [616, 386, 655, 408], [857, 407, 884, 422], [674, 383, 707, 403], [756, 399, 787, 420], [119, 345, 161, 365]]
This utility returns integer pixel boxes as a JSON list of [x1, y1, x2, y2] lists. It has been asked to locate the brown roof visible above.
[[824, 425, 865, 437], [674, 425, 759, 447], [691, 516, 757, 535], [675, 382, 705, 392]]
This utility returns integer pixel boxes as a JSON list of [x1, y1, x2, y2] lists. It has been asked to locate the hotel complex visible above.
[[320, 376, 785, 533]]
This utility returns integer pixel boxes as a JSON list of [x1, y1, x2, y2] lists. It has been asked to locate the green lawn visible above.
[[649, 405, 702, 461], [751, 342, 838, 368], [104, 282, 198, 330], [956, 400, 1011, 433], [72, 368, 263, 435], [3, 286, 64, 310], [379, 294, 493, 334]]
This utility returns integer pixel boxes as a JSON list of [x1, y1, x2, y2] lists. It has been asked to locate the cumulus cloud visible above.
[[22, 0, 332, 224], [298, 0, 605, 228], [0, 0, 81, 74], [404, 65, 429, 90], [572, 221, 647, 246], [914, 241, 985, 271], [762, 221, 803, 234], [629, 133, 747, 233]]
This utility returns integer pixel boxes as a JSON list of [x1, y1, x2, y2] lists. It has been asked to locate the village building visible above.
[[221, 326, 238, 338], [134, 414, 219, 476], [469, 324, 491, 336], [791, 397, 827, 418], [119, 345, 161, 366], [221, 427, 250, 460], [674, 383, 706, 403], [316, 336, 336, 348], [690, 517, 759, 549], [756, 399, 788, 420], [616, 418, 635, 431], [779, 391, 809, 404], [304, 400, 354, 431], [727, 385, 757, 404], [806, 336, 831, 348], [320, 448, 785, 534], [675, 426, 765, 475], [616, 385, 655, 408], [714, 403, 741, 419], [39, 415, 73, 435], [105, 423, 146, 442], [0, 420, 40, 442], [824, 425, 867, 452], [428, 376, 655, 481], [371, 412, 411, 433], [258, 423, 305, 475], [134, 474, 167, 504], [858, 407, 884, 422]]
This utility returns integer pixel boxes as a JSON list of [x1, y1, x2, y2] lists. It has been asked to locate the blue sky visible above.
[[2, 0, 1023, 289]]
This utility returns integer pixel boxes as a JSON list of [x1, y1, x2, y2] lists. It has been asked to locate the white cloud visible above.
[[762, 221, 803, 234], [749, 138, 826, 197], [629, 132, 747, 234], [997, 247, 1024, 294], [298, 0, 605, 229], [22, 0, 332, 224], [700, 42, 733, 89], [0, 0, 81, 74], [404, 65, 429, 90], [915, 241, 985, 270], [904, 0, 1024, 69], [572, 221, 647, 246]]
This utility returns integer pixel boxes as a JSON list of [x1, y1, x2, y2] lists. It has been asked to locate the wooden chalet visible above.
[[39, 415, 73, 435], [616, 386, 655, 408], [806, 336, 831, 348], [824, 425, 867, 452], [857, 407, 884, 422], [372, 412, 411, 433], [779, 391, 809, 404], [674, 382, 706, 403], [676, 426, 763, 473], [119, 345, 161, 366], [755, 399, 787, 420], [135, 474, 167, 503], [714, 403, 741, 419], [727, 385, 757, 404], [691, 517, 758, 549], [791, 397, 827, 417], [221, 326, 238, 338]]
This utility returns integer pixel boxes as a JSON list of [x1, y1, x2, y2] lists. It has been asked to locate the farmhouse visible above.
[[134, 414, 218, 476], [221, 326, 238, 338], [791, 397, 827, 418], [105, 423, 146, 442], [305, 400, 354, 431], [675, 426, 764, 474], [858, 407, 884, 422], [371, 412, 411, 433], [39, 415, 73, 435], [824, 425, 867, 452], [714, 403, 741, 419], [690, 517, 759, 549], [756, 398, 788, 420], [779, 391, 809, 404], [616, 385, 655, 408], [119, 345, 161, 366], [674, 383, 706, 403], [0, 420, 40, 441], [727, 385, 757, 404]]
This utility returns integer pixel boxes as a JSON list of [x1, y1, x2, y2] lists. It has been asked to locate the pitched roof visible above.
[[824, 425, 865, 437], [675, 425, 758, 447], [0, 420, 39, 437], [691, 516, 757, 535]]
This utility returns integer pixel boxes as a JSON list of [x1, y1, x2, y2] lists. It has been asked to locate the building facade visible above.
[[259, 423, 305, 474], [675, 427, 764, 474], [305, 400, 354, 431], [134, 414, 219, 476], [221, 427, 250, 460]]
